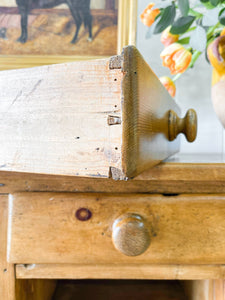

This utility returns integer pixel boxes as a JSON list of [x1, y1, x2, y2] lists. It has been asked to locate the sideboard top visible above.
[[0, 154, 224, 194]]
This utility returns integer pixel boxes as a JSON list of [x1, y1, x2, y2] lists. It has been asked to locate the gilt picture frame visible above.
[[0, 0, 137, 70]]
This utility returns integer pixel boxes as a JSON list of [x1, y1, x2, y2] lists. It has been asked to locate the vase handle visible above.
[[168, 109, 197, 142]]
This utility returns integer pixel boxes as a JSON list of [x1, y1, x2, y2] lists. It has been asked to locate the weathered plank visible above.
[[0, 59, 122, 178], [16, 264, 225, 280], [0, 46, 195, 179], [8, 193, 225, 264], [0, 195, 15, 300], [0, 159, 224, 193], [121, 46, 182, 178]]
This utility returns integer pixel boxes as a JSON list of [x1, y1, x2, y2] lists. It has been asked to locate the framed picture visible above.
[[0, 0, 137, 70]]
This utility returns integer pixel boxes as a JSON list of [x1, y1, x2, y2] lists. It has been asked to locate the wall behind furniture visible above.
[[136, 0, 224, 157]]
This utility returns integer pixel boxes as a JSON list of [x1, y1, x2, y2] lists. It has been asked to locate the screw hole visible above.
[[115, 147, 118, 150], [75, 137, 80, 139], [114, 78, 117, 81], [114, 105, 117, 108], [3, 269, 7, 273]]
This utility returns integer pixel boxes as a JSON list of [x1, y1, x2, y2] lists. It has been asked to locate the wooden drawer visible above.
[[0, 46, 197, 180], [8, 193, 225, 264]]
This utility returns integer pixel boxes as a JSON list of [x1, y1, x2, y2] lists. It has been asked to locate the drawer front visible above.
[[8, 193, 225, 264]]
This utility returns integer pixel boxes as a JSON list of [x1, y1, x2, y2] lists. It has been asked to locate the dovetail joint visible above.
[[109, 55, 122, 69]]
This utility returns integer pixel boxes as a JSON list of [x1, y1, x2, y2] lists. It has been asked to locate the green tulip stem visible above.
[[172, 73, 182, 82], [207, 22, 220, 40], [189, 50, 202, 69]]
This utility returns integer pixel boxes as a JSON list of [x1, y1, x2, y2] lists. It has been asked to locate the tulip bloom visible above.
[[159, 76, 176, 97], [161, 26, 179, 47], [140, 3, 160, 27], [160, 43, 192, 75]]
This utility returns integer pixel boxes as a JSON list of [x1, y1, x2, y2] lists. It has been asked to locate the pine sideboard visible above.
[[0, 46, 224, 299]]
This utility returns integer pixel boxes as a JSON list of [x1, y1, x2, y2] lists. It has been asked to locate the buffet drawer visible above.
[[0, 46, 197, 180], [8, 193, 225, 264]]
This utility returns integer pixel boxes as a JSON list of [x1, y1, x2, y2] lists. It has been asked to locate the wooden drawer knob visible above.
[[112, 214, 150, 256], [168, 109, 197, 142]]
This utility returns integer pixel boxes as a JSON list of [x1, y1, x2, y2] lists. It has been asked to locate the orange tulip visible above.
[[160, 43, 192, 75], [159, 76, 176, 97], [161, 26, 179, 47], [140, 3, 160, 27]]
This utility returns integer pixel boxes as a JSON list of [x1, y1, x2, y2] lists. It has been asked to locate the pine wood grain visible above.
[[0, 46, 195, 179], [0, 195, 15, 300], [0, 58, 122, 178], [15, 279, 56, 300], [0, 161, 225, 194], [121, 46, 181, 178], [16, 264, 225, 280], [8, 193, 225, 264]]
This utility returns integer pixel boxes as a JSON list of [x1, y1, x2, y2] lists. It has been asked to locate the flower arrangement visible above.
[[140, 0, 225, 97]]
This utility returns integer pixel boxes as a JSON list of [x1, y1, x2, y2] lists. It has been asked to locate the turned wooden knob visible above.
[[168, 109, 197, 142], [112, 214, 150, 256]]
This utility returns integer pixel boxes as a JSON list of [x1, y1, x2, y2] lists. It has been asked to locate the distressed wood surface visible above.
[[0, 195, 15, 300], [16, 264, 225, 280], [0, 58, 122, 178], [0, 159, 225, 193], [121, 46, 182, 178], [0, 46, 197, 179], [8, 193, 225, 264]]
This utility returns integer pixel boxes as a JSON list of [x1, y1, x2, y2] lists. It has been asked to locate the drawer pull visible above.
[[168, 109, 197, 142], [112, 214, 150, 256]]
